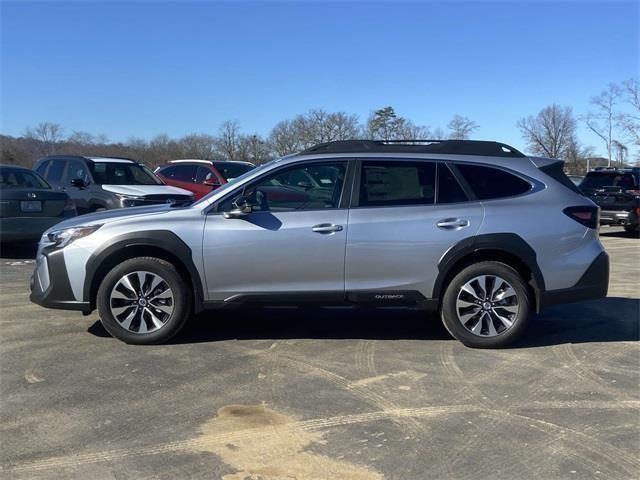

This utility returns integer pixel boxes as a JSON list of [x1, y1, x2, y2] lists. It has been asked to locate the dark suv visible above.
[[35, 156, 193, 214], [579, 167, 640, 233]]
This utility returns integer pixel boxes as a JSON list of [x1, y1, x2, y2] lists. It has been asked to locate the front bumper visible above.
[[30, 246, 90, 312], [540, 251, 609, 309]]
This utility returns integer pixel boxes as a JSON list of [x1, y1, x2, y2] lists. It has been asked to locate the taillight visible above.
[[626, 189, 640, 196], [563, 206, 599, 229]]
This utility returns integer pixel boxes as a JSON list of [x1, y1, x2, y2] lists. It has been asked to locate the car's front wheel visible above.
[[97, 257, 191, 344], [440, 261, 531, 348]]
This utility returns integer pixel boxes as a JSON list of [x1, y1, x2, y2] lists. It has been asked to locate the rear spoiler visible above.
[[528, 156, 562, 168]]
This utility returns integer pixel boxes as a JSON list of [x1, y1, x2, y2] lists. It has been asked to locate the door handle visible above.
[[312, 223, 343, 234], [437, 218, 469, 230]]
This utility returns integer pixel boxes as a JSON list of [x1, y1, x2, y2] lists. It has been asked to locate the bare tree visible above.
[[68, 130, 108, 145], [179, 134, 217, 159], [215, 120, 242, 159], [583, 83, 622, 166], [617, 78, 640, 152], [517, 104, 577, 159], [612, 140, 628, 167], [238, 134, 272, 164], [366, 106, 428, 141], [24, 121, 64, 154], [269, 120, 302, 156], [447, 115, 479, 139]]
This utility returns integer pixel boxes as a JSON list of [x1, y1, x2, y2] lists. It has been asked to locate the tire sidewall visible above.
[[441, 261, 531, 348], [97, 257, 191, 344]]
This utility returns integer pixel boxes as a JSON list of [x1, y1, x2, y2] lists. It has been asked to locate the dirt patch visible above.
[[195, 404, 383, 480]]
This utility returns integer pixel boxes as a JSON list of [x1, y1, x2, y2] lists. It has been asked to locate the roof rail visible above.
[[299, 140, 526, 158]]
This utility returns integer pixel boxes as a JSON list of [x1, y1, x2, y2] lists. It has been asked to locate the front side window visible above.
[[359, 161, 435, 207], [65, 160, 90, 183], [171, 165, 198, 183], [196, 166, 217, 184], [219, 162, 347, 212], [455, 164, 531, 200], [90, 162, 163, 185], [46, 160, 67, 183]]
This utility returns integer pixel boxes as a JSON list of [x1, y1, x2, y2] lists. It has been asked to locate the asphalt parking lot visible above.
[[0, 227, 638, 480]]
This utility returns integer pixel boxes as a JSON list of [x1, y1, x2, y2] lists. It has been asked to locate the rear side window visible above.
[[455, 164, 531, 200], [359, 161, 436, 207], [46, 159, 67, 183], [172, 165, 198, 183], [437, 163, 468, 204]]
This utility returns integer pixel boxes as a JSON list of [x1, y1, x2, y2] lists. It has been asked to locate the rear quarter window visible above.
[[455, 164, 531, 200]]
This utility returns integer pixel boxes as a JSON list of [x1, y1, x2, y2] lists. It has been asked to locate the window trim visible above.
[[207, 158, 356, 215]]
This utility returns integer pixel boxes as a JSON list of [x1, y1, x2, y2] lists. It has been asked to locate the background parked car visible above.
[[0, 165, 76, 242], [155, 160, 254, 200], [35, 156, 193, 213], [579, 167, 640, 233]]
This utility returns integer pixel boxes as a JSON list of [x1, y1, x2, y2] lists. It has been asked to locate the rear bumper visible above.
[[599, 210, 630, 225], [540, 251, 609, 309], [0, 217, 66, 242], [29, 247, 89, 312]]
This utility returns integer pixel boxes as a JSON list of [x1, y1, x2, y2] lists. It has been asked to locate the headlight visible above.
[[47, 225, 102, 248], [115, 194, 144, 207]]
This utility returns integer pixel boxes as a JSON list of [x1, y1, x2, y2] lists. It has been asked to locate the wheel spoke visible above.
[[150, 303, 173, 315], [119, 307, 138, 330], [145, 308, 165, 330], [493, 285, 515, 302], [470, 315, 484, 334], [147, 275, 164, 295], [495, 305, 518, 315], [150, 288, 172, 301], [111, 290, 135, 300], [461, 284, 482, 301], [119, 275, 137, 297], [486, 313, 498, 336], [136, 272, 146, 294], [492, 310, 514, 329], [111, 304, 135, 317]]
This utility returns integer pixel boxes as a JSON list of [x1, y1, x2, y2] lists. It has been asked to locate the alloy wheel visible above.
[[109, 271, 174, 334], [455, 275, 519, 337]]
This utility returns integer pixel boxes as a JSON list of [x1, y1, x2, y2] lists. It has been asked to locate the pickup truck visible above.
[[579, 167, 640, 234]]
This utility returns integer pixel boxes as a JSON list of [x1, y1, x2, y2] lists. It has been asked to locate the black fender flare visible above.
[[432, 233, 546, 310], [83, 230, 204, 312]]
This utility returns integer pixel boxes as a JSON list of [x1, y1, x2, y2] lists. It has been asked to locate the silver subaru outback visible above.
[[30, 140, 609, 348]]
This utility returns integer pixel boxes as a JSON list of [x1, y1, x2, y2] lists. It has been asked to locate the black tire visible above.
[[97, 257, 191, 344], [440, 261, 531, 348]]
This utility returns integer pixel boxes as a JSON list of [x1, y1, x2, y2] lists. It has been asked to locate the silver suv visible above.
[[30, 140, 609, 348]]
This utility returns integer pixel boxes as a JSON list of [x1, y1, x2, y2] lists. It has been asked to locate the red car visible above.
[[155, 160, 255, 200]]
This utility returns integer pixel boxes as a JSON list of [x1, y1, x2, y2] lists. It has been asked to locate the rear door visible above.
[[345, 160, 483, 300], [63, 159, 92, 213]]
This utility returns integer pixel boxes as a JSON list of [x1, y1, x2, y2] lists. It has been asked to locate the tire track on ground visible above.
[[4, 400, 638, 475]]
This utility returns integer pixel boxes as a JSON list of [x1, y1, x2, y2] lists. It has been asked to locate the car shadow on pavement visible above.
[[599, 229, 638, 238], [88, 296, 639, 347]]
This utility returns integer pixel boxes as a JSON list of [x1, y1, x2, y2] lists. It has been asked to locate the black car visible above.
[[34, 155, 193, 214], [579, 167, 640, 234], [0, 165, 77, 242]]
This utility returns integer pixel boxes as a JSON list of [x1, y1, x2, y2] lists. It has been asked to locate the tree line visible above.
[[1, 78, 637, 174]]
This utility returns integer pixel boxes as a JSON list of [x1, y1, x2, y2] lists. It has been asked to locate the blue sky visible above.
[[1, 1, 638, 155]]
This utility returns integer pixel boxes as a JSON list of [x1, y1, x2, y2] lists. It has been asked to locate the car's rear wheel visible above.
[[441, 261, 531, 348], [97, 257, 191, 344]]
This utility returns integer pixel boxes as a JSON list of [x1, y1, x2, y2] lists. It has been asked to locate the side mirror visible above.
[[71, 178, 87, 188], [223, 195, 254, 219]]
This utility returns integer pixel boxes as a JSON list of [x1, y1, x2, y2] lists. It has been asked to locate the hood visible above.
[[45, 204, 174, 232], [101, 184, 193, 197]]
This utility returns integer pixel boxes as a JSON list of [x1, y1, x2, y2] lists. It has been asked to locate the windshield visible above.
[[580, 172, 636, 190], [90, 162, 163, 185], [0, 167, 50, 189], [193, 159, 277, 206], [213, 162, 254, 181]]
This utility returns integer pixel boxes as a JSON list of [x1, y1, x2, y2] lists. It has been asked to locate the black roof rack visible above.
[[300, 140, 526, 158]]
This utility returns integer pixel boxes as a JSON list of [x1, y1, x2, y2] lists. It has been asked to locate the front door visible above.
[[202, 160, 350, 302]]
